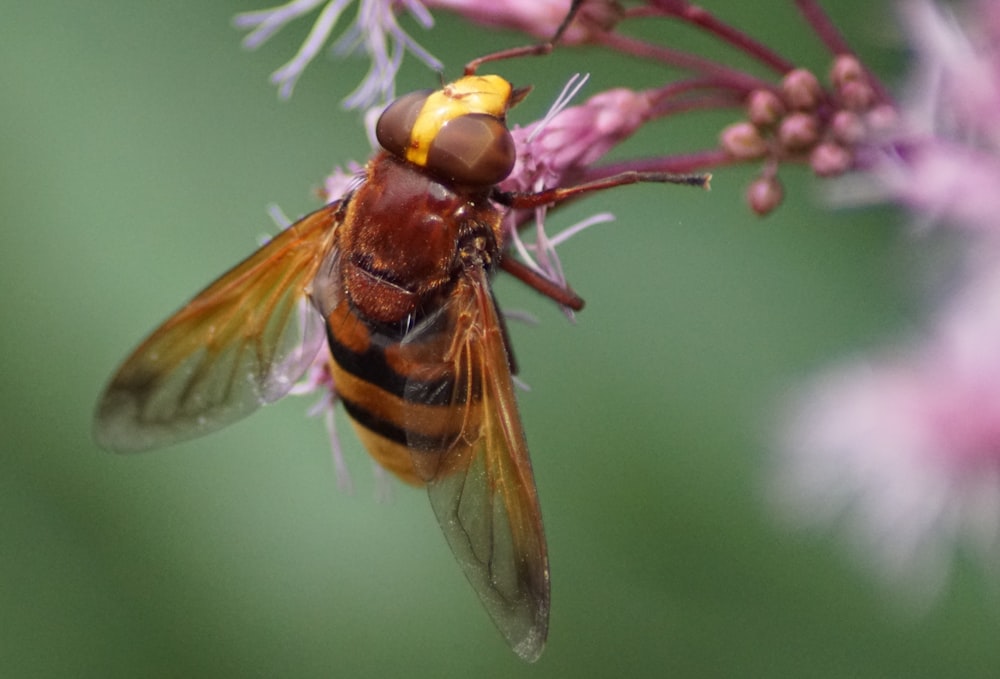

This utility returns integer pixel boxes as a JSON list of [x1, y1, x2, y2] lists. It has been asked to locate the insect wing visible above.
[[402, 267, 550, 662], [95, 204, 341, 452]]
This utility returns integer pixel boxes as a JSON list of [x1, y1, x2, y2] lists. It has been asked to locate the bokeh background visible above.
[[4, 1, 998, 677]]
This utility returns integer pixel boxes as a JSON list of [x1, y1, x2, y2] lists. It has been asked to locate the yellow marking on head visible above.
[[406, 75, 513, 168]]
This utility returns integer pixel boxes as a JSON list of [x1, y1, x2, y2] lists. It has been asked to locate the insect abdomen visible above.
[[325, 299, 481, 484]]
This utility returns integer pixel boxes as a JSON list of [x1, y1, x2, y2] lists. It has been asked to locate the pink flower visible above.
[[323, 162, 365, 202], [774, 0, 1000, 600], [423, 0, 621, 43], [866, 0, 1000, 233], [774, 258, 1000, 600], [234, 0, 441, 105], [507, 83, 655, 192], [494, 78, 654, 288]]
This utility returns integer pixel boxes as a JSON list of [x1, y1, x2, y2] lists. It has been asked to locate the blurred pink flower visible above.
[[774, 257, 1000, 599], [774, 0, 1000, 598], [866, 0, 1000, 232]]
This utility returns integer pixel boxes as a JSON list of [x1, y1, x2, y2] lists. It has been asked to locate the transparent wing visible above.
[[402, 267, 550, 662], [94, 203, 342, 452]]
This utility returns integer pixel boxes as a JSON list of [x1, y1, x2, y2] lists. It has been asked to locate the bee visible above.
[[94, 4, 706, 661]]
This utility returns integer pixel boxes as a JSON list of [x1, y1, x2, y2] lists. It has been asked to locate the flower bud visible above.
[[830, 54, 864, 87], [747, 174, 784, 216], [781, 68, 822, 110], [839, 80, 875, 111], [747, 89, 785, 127], [777, 112, 820, 151], [720, 121, 768, 159], [830, 110, 865, 145], [865, 104, 899, 135], [810, 141, 853, 177]]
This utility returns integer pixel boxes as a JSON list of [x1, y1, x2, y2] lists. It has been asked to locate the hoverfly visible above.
[[94, 2, 705, 662]]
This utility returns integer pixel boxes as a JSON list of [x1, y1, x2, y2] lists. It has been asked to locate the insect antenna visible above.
[[498, 171, 711, 208]]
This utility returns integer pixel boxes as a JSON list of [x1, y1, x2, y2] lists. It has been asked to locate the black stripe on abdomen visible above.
[[339, 394, 464, 453], [326, 305, 474, 454], [340, 395, 408, 446], [325, 313, 455, 407]]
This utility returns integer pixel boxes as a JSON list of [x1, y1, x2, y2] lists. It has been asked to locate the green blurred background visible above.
[[4, 1, 997, 677]]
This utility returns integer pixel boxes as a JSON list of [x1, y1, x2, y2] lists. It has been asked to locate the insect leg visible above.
[[463, 0, 588, 75], [499, 257, 585, 311]]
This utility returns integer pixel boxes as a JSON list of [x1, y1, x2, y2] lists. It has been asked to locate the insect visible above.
[[94, 3, 706, 662]]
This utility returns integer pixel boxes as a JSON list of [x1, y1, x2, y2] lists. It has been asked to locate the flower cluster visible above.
[[236, 0, 1000, 602], [773, 0, 1000, 600], [236, 0, 893, 222], [719, 57, 892, 214]]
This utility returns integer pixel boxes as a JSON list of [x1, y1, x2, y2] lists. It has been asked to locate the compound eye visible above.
[[375, 89, 433, 159], [426, 114, 516, 186]]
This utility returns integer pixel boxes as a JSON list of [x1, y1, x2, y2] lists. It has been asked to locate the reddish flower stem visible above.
[[793, 0, 854, 57], [596, 32, 773, 95], [647, 78, 751, 116], [793, 0, 893, 104], [653, 93, 747, 117], [642, 0, 796, 74]]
